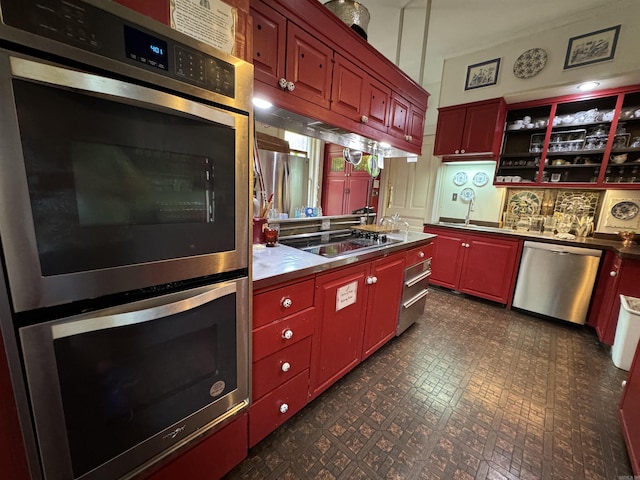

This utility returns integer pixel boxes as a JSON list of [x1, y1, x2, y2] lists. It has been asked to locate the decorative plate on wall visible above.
[[472, 171, 489, 187], [611, 201, 639, 221], [460, 187, 475, 202], [513, 48, 548, 79], [453, 171, 468, 186]]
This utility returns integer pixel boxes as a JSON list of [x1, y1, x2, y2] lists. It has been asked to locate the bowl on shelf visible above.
[[618, 231, 637, 247], [610, 153, 628, 164]]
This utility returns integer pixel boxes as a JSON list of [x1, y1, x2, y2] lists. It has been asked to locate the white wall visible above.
[[439, 0, 640, 108], [434, 161, 505, 224]]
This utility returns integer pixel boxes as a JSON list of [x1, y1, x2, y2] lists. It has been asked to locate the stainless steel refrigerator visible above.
[[257, 149, 310, 216]]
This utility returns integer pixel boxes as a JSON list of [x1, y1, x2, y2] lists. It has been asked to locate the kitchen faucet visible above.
[[464, 198, 475, 226]]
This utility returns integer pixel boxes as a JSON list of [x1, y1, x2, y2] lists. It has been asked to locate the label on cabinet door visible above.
[[170, 0, 235, 54], [336, 281, 358, 311]]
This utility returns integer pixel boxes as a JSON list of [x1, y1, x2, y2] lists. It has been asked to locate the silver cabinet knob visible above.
[[282, 297, 293, 308], [418, 251, 425, 258], [281, 362, 291, 372], [361, 115, 368, 123], [366, 276, 374, 285], [610, 271, 617, 277], [279, 403, 289, 414], [282, 328, 293, 340], [372, 276, 378, 284], [455, 149, 460, 154], [460, 149, 466, 153]]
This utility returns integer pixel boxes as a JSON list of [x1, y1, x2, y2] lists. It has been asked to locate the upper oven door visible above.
[[0, 52, 250, 312]]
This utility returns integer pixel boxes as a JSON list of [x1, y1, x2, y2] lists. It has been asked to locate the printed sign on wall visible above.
[[336, 281, 357, 312]]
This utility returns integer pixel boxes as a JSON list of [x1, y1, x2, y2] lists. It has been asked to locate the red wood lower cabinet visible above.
[[310, 253, 405, 400], [249, 370, 309, 447], [620, 342, 640, 475], [361, 254, 405, 359], [588, 252, 640, 345], [144, 413, 248, 480], [311, 263, 369, 399], [423, 227, 521, 305]]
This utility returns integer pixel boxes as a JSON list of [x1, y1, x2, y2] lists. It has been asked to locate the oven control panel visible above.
[[0, 0, 236, 98]]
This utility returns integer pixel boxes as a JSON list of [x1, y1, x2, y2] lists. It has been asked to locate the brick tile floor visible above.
[[226, 287, 632, 479]]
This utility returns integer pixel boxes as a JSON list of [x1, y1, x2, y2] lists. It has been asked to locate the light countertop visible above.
[[252, 231, 435, 290]]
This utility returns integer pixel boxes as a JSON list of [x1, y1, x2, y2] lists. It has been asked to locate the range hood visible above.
[[254, 105, 417, 158]]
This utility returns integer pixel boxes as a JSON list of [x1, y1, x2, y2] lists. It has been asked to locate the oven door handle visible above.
[[51, 282, 237, 339], [9, 56, 235, 128]]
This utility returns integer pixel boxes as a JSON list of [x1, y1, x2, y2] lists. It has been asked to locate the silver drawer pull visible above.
[[403, 288, 429, 309], [405, 270, 431, 288]]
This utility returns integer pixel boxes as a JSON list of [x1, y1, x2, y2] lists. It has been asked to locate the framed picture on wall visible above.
[[563, 25, 621, 69], [464, 58, 500, 91]]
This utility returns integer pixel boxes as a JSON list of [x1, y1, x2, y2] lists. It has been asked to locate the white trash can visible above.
[[612, 295, 640, 371]]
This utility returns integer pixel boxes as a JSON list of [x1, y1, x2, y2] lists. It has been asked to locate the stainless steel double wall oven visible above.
[[0, 1, 252, 479]]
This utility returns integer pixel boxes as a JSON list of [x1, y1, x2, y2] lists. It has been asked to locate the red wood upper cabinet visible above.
[[251, 1, 286, 86], [331, 54, 390, 134], [434, 98, 506, 158], [620, 342, 640, 475], [285, 23, 334, 108], [388, 93, 426, 148], [251, 1, 333, 108]]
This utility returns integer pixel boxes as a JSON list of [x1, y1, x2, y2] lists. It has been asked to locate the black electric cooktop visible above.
[[282, 231, 400, 258]]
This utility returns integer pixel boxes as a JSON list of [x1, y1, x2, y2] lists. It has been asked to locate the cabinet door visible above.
[[602, 258, 640, 345], [330, 54, 366, 121], [345, 175, 371, 214], [620, 343, 640, 475], [461, 101, 503, 154], [433, 107, 466, 156], [388, 93, 410, 139], [322, 176, 347, 216], [363, 77, 391, 133], [251, 2, 286, 87], [459, 234, 520, 304], [361, 254, 405, 359], [310, 263, 368, 399], [285, 23, 334, 108], [408, 103, 426, 147], [590, 252, 622, 343], [424, 228, 465, 289]]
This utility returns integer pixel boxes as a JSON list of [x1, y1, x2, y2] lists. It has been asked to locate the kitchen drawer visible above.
[[405, 243, 433, 267], [253, 278, 315, 328], [249, 369, 309, 447], [252, 307, 315, 361], [252, 336, 312, 400]]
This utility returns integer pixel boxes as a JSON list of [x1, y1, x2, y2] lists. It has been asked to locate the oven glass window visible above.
[[53, 292, 237, 478], [12, 79, 237, 276]]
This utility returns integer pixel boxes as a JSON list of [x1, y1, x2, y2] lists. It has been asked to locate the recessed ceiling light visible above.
[[252, 97, 273, 109], [577, 81, 600, 91]]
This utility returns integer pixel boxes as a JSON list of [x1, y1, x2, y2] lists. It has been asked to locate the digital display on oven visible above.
[[124, 25, 168, 71]]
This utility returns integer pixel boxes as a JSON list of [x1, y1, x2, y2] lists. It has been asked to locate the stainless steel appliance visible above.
[[512, 241, 602, 324], [0, 0, 252, 313], [257, 149, 310, 216], [397, 253, 431, 335], [0, 1, 252, 479]]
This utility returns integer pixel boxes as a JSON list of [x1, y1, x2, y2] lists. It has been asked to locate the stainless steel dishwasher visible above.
[[512, 241, 602, 324]]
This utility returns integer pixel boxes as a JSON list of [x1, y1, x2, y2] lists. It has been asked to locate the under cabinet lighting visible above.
[[577, 81, 600, 91], [252, 97, 273, 109], [378, 142, 391, 149]]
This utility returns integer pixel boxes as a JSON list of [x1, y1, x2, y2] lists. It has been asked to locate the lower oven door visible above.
[[19, 277, 249, 480]]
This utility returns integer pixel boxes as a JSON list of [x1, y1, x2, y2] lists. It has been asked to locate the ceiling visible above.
[[351, 0, 625, 88]]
